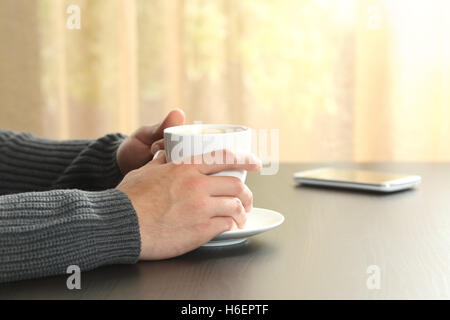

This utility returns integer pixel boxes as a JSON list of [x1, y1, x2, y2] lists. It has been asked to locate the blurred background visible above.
[[0, 0, 449, 162]]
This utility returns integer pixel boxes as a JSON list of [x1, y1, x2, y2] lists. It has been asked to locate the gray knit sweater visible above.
[[0, 129, 141, 283]]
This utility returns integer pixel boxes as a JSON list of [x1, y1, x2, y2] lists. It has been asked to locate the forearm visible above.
[[0, 130, 126, 194], [0, 188, 140, 283]]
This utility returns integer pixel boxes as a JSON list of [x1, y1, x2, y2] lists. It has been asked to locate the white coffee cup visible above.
[[163, 124, 252, 182]]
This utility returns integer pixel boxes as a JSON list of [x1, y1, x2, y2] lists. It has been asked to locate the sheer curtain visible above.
[[354, 0, 450, 161], [0, 0, 449, 161]]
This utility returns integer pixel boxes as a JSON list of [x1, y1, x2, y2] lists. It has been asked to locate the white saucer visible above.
[[202, 208, 285, 247]]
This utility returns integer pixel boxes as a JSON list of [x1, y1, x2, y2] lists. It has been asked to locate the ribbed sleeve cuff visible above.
[[0, 188, 141, 283], [82, 189, 141, 265]]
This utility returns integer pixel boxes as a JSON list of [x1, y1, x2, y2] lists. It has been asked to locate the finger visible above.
[[204, 217, 236, 240], [207, 197, 247, 229], [206, 176, 253, 212], [134, 109, 185, 146], [190, 150, 262, 175], [150, 139, 165, 154]]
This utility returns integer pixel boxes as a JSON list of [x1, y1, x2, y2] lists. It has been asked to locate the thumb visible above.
[[133, 109, 185, 146], [155, 108, 185, 137]]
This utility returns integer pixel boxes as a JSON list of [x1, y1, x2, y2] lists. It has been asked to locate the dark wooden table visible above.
[[1, 163, 449, 299]]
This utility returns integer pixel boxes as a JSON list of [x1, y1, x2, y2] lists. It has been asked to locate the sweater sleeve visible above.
[[0, 129, 126, 195], [0, 188, 141, 283]]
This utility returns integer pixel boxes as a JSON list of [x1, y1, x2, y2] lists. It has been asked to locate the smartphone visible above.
[[293, 167, 421, 193]]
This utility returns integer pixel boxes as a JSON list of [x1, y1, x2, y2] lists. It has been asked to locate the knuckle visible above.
[[248, 186, 253, 199], [228, 176, 244, 194], [185, 175, 206, 190], [172, 162, 197, 174], [245, 185, 253, 202], [234, 180, 245, 194], [241, 212, 248, 225], [194, 221, 210, 234], [233, 197, 243, 214], [190, 197, 208, 212], [244, 192, 253, 210]]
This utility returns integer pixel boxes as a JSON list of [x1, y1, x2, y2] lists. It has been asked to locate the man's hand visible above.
[[116, 149, 261, 260], [116, 109, 185, 175]]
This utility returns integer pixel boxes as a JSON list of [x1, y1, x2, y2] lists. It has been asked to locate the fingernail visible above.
[[152, 150, 163, 160], [151, 144, 160, 154]]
